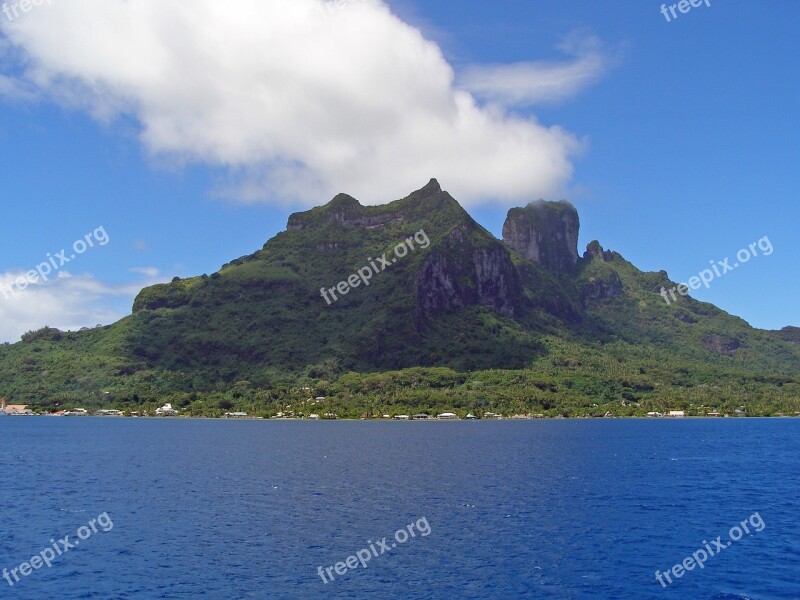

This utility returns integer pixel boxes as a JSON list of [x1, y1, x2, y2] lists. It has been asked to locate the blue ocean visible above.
[[1, 418, 798, 599]]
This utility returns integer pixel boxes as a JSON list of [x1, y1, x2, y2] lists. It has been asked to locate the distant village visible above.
[[1, 399, 757, 420]]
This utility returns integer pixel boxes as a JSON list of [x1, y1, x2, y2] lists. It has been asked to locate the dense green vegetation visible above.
[[1, 181, 797, 418], [2, 334, 797, 418]]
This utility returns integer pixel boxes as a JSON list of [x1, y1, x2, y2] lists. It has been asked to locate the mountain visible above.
[[0, 180, 798, 417]]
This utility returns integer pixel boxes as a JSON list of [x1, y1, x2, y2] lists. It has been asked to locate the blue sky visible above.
[[0, 0, 797, 341]]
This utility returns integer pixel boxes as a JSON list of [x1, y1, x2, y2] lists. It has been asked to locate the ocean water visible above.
[[0, 418, 798, 599]]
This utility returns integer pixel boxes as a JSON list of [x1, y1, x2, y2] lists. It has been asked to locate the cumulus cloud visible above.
[[0, 0, 602, 206], [459, 34, 616, 107], [0, 270, 168, 343]]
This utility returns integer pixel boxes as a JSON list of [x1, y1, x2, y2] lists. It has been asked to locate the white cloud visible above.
[[130, 266, 160, 278], [0, 0, 602, 206], [459, 34, 617, 107], [0, 270, 168, 343]]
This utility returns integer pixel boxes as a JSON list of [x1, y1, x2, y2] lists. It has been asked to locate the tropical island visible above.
[[1, 180, 798, 419]]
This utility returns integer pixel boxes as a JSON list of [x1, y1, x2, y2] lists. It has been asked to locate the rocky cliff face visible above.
[[580, 270, 623, 301], [502, 200, 579, 272], [579, 241, 623, 302], [414, 225, 520, 320], [702, 333, 742, 355]]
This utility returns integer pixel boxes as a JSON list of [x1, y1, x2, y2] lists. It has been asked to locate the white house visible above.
[[222, 412, 249, 419], [64, 408, 88, 416], [155, 403, 177, 416]]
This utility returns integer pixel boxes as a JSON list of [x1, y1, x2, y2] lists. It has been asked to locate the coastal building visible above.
[[437, 413, 458, 420], [64, 408, 88, 416], [668, 410, 686, 418], [155, 403, 177, 416]]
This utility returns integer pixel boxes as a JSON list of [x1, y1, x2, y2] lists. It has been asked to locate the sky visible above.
[[0, 0, 797, 342]]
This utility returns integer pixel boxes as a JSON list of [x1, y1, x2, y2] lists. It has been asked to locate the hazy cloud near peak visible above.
[[0, 0, 605, 206]]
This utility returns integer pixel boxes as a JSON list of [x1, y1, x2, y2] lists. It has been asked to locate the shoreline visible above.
[[3, 415, 798, 421]]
